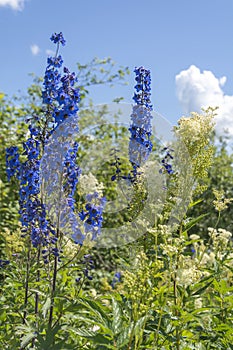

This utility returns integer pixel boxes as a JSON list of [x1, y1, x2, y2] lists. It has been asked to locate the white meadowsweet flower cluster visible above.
[[174, 108, 215, 194], [208, 227, 232, 246], [200, 251, 216, 265], [160, 243, 179, 255], [176, 255, 204, 287], [158, 224, 173, 238], [189, 229, 232, 266], [194, 298, 203, 310], [160, 236, 184, 256], [78, 172, 104, 196], [213, 189, 233, 212], [175, 108, 215, 144], [189, 234, 200, 241]]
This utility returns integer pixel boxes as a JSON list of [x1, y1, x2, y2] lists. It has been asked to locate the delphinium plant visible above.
[[3, 32, 107, 349]]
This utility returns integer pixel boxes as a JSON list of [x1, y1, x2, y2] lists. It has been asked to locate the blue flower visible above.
[[42, 54, 80, 130], [50, 32, 66, 46], [79, 193, 106, 241], [128, 66, 153, 179], [0, 259, 10, 268], [63, 142, 81, 200], [160, 147, 174, 175], [132, 66, 152, 110], [6, 146, 20, 180], [111, 272, 121, 288], [23, 138, 40, 160], [47, 55, 63, 68]]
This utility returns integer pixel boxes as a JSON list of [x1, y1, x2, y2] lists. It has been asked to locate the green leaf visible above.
[[72, 328, 98, 338], [20, 332, 35, 348], [76, 298, 111, 329], [188, 199, 203, 208], [112, 297, 123, 334], [192, 279, 214, 296], [116, 323, 134, 348], [71, 328, 115, 348], [42, 297, 51, 319], [184, 214, 208, 231]]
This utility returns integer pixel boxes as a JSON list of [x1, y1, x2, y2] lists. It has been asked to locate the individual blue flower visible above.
[[47, 55, 63, 68], [111, 272, 122, 289], [23, 138, 40, 160], [50, 32, 66, 46]]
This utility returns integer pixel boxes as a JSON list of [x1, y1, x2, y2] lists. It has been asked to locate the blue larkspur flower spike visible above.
[[159, 147, 174, 175], [129, 66, 153, 179], [5, 32, 80, 258], [132, 66, 152, 110], [6, 146, 20, 181], [17, 137, 56, 254], [42, 33, 80, 132], [6, 32, 107, 256], [63, 141, 81, 215]]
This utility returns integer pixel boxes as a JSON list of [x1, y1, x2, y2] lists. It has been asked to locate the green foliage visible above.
[[76, 57, 130, 102], [0, 93, 27, 235], [1, 54, 233, 349]]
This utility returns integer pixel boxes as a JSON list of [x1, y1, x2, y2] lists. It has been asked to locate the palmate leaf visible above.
[[35, 324, 64, 349]]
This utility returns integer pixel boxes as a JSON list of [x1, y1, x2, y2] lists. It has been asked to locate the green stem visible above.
[[173, 278, 180, 350], [23, 241, 31, 324], [48, 146, 63, 329], [57, 245, 82, 272], [48, 243, 58, 328], [173, 249, 181, 350], [34, 248, 41, 316]]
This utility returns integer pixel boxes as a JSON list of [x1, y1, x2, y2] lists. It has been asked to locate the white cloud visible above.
[[0, 0, 26, 11], [45, 49, 55, 56], [176, 65, 233, 138], [30, 44, 40, 56]]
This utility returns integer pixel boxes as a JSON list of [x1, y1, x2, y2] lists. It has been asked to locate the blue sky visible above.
[[1, 0, 233, 134]]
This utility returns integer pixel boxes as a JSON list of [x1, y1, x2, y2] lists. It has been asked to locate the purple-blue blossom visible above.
[[63, 141, 81, 201], [160, 147, 174, 175], [129, 66, 153, 179], [79, 192, 106, 241], [6, 146, 20, 181], [50, 32, 66, 46]]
